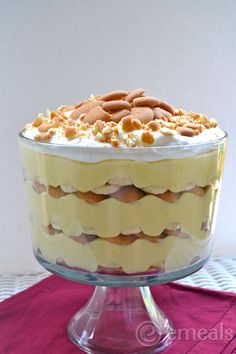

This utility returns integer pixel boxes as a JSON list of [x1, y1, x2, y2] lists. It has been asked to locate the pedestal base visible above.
[[68, 286, 175, 353]]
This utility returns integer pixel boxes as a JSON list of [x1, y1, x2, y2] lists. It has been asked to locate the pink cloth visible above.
[[0, 275, 235, 353]]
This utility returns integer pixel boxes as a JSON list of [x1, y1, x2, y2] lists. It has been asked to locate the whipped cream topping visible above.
[[22, 126, 225, 162], [24, 124, 224, 147], [21, 89, 226, 162]]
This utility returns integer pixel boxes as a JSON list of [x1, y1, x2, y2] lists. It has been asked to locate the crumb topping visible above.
[[23, 88, 220, 147], [141, 131, 155, 144]]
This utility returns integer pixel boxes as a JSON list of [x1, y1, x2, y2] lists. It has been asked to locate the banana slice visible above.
[[108, 177, 133, 186], [143, 186, 167, 194], [143, 184, 195, 194], [61, 184, 77, 193], [92, 184, 121, 195], [121, 227, 142, 235], [82, 228, 96, 235], [166, 223, 180, 231], [51, 222, 62, 231], [185, 183, 195, 191]]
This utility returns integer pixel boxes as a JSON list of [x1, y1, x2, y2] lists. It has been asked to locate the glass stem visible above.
[[68, 286, 174, 353]]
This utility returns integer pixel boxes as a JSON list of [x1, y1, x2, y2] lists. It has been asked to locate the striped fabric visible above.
[[0, 257, 235, 302]]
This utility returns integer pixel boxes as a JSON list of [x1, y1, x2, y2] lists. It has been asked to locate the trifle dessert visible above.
[[19, 89, 226, 276]]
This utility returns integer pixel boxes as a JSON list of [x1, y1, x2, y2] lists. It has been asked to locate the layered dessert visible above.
[[19, 89, 226, 275]]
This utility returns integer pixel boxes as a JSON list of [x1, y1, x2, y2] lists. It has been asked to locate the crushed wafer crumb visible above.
[[146, 121, 160, 131], [160, 127, 175, 136], [38, 123, 54, 133], [141, 131, 154, 144], [65, 126, 77, 138], [111, 138, 120, 148], [32, 116, 44, 127], [121, 116, 133, 132], [132, 119, 142, 130], [23, 88, 220, 147]]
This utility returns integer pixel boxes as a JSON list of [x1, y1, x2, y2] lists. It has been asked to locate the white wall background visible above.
[[0, 0, 235, 274]]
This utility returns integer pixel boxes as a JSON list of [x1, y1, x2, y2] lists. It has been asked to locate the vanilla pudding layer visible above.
[[20, 143, 224, 193], [31, 223, 211, 274], [20, 142, 225, 273], [26, 181, 215, 238]]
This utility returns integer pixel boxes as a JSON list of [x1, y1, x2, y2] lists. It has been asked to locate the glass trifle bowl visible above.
[[19, 89, 227, 353]]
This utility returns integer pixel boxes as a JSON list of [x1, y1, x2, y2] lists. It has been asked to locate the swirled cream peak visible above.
[[22, 88, 223, 148]]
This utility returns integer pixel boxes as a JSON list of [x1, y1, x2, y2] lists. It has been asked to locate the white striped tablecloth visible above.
[[0, 257, 235, 302]]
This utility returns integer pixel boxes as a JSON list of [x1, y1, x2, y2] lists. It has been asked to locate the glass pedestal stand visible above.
[[68, 286, 174, 354], [37, 252, 208, 353]]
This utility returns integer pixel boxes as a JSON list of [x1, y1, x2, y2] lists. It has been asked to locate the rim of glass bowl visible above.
[[19, 129, 227, 154]]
